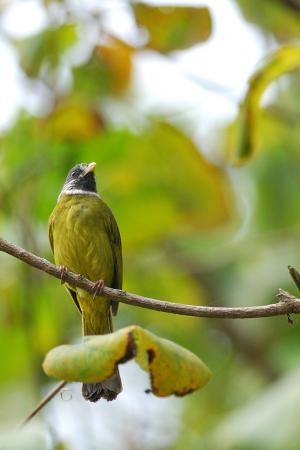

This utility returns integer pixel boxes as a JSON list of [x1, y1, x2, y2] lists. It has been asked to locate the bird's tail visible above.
[[82, 309, 122, 402]]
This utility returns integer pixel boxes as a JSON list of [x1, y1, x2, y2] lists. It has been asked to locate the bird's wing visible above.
[[48, 210, 82, 314], [48, 213, 55, 254], [104, 206, 123, 316]]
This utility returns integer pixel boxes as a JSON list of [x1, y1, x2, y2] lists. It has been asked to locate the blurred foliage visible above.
[[236, 45, 300, 164], [133, 4, 212, 52], [39, 97, 104, 140], [1, 0, 300, 450], [73, 37, 134, 96], [17, 23, 78, 78], [43, 325, 211, 396], [236, 0, 300, 41]]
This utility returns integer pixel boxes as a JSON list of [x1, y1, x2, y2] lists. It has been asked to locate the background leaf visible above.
[[73, 37, 134, 97], [17, 23, 77, 78], [38, 98, 105, 141], [133, 4, 212, 52], [235, 45, 300, 164], [236, 0, 300, 41]]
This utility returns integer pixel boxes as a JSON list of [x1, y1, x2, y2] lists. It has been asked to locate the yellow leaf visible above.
[[38, 98, 104, 141], [43, 325, 211, 397], [235, 45, 300, 164], [96, 37, 133, 93], [133, 4, 212, 52]]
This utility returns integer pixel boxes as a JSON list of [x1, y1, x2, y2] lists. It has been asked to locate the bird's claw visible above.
[[92, 279, 105, 299], [59, 265, 68, 284]]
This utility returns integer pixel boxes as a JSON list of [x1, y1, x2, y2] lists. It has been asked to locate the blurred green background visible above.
[[1, 0, 300, 449]]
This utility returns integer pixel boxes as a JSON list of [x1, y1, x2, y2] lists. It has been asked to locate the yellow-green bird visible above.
[[48, 162, 122, 402]]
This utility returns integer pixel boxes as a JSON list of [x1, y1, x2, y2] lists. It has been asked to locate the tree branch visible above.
[[20, 381, 67, 427], [0, 237, 299, 319], [288, 265, 300, 291]]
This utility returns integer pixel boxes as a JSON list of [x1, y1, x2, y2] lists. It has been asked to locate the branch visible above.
[[0, 237, 299, 319], [20, 381, 67, 427], [288, 265, 300, 291]]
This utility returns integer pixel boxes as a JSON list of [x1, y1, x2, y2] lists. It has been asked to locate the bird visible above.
[[48, 162, 122, 402]]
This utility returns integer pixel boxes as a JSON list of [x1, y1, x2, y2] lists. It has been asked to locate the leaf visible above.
[[236, 0, 300, 41], [246, 116, 300, 231], [17, 23, 77, 78], [43, 325, 211, 397], [235, 45, 300, 164], [38, 98, 104, 141], [73, 36, 133, 97], [133, 4, 212, 52], [106, 122, 232, 249], [142, 122, 231, 230]]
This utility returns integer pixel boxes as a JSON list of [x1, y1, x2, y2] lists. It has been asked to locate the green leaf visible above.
[[43, 325, 211, 397], [73, 36, 133, 97], [235, 45, 300, 164], [17, 23, 77, 78], [133, 4, 212, 52], [93, 122, 232, 250], [236, 0, 300, 41]]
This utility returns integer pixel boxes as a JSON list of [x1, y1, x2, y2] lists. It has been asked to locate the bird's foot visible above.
[[59, 265, 68, 284], [92, 279, 105, 299]]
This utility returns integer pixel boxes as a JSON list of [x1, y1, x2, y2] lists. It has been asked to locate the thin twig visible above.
[[288, 265, 300, 292], [0, 237, 300, 319], [20, 381, 67, 427]]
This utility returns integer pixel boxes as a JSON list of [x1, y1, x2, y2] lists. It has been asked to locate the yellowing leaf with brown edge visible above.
[[43, 325, 211, 397], [133, 4, 212, 52], [38, 98, 104, 141], [235, 45, 300, 165]]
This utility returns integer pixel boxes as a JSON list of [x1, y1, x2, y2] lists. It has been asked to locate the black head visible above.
[[62, 162, 97, 193]]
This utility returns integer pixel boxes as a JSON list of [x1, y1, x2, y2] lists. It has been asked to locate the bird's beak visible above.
[[85, 162, 96, 175]]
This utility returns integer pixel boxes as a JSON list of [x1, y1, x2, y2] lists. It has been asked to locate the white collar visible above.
[[57, 189, 100, 203]]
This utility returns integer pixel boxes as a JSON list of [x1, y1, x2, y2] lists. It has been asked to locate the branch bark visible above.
[[0, 237, 299, 319]]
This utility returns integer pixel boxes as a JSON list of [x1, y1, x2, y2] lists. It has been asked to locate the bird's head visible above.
[[61, 162, 97, 194]]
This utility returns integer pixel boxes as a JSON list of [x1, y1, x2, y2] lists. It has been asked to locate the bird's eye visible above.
[[71, 170, 77, 177]]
